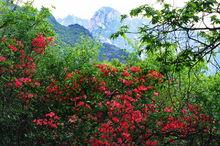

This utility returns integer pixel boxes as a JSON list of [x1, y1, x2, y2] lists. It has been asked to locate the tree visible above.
[[0, 0, 54, 44], [112, 0, 220, 70]]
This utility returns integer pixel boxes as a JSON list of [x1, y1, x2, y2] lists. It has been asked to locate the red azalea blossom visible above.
[[77, 101, 85, 106], [45, 112, 56, 118], [16, 40, 24, 48], [148, 70, 164, 79], [164, 107, 173, 113], [1, 37, 7, 42], [162, 119, 185, 132], [112, 117, 120, 123], [33, 47, 45, 54], [132, 110, 143, 123], [96, 64, 117, 76], [134, 85, 154, 93], [0, 56, 6, 62], [181, 109, 187, 114], [15, 78, 23, 88], [122, 132, 131, 141], [19, 77, 32, 83], [146, 140, 158, 146], [153, 92, 159, 96], [32, 35, 47, 48], [8, 44, 18, 52], [65, 72, 74, 79], [122, 70, 131, 77], [119, 79, 133, 86], [130, 66, 141, 73], [169, 139, 175, 143], [104, 91, 111, 96], [27, 93, 34, 99], [33, 112, 61, 129]]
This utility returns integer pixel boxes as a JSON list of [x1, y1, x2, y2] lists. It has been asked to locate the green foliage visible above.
[[0, 0, 220, 145], [35, 36, 100, 80], [116, 0, 220, 68], [0, 1, 54, 45]]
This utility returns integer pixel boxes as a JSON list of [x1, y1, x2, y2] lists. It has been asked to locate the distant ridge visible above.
[[48, 15, 128, 61], [57, 7, 148, 52]]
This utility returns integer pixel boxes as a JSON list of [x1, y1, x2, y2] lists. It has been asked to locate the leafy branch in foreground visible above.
[[112, 0, 220, 69]]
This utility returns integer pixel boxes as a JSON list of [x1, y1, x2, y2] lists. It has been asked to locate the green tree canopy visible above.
[[112, 0, 220, 69]]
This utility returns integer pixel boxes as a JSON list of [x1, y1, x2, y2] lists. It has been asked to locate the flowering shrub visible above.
[[33, 112, 61, 129], [0, 36, 218, 145]]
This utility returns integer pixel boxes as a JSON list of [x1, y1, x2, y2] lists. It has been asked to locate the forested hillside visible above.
[[49, 15, 128, 62], [0, 0, 219, 145]]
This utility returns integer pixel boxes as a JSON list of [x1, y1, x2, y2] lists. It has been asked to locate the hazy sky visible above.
[[27, 0, 188, 19]]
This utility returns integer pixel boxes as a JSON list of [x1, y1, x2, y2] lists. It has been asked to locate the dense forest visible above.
[[0, 0, 220, 145]]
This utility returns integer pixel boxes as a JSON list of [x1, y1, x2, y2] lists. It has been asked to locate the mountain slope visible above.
[[57, 7, 148, 52], [48, 15, 128, 61], [99, 43, 128, 61], [49, 16, 92, 45], [57, 15, 89, 29]]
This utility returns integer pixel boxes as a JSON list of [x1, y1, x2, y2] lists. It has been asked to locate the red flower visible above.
[[65, 72, 74, 79], [15, 78, 23, 88], [98, 123, 114, 133], [0, 56, 6, 62], [153, 92, 159, 96], [112, 100, 122, 108], [112, 117, 119, 123], [164, 107, 173, 113], [8, 44, 18, 52], [134, 85, 154, 93], [130, 66, 141, 73], [146, 140, 158, 146], [19, 77, 32, 83], [45, 112, 56, 118], [32, 35, 47, 48], [162, 119, 185, 132], [33, 47, 45, 54], [33, 112, 61, 129], [122, 70, 130, 77], [181, 109, 187, 114], [104, 91, 111, 96], [1, 37, 7, 42], [119, 79, 133, 86], [169, 139, 175, 143], [16, 40, 24, 48], [122, 132, 131, 141], [132, 110, 143, 123], [99, 85, 107, 91], [27, 93, 34, 99], [77, 101, 85, 107], [49, 123, 58, 129], [120, 121, 129, 130], [117, 138, 123, 144], [148, 70, 164, 79], [137, 85, 149, 91]]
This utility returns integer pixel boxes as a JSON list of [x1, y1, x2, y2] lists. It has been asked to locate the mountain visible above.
[[99, 43, 128, 62], [48, 15, 128, 61], [57, 15, 89, 29], [49, 15, 92, 45], [57, 7, 148, 52], [88, 7, 121, 35]]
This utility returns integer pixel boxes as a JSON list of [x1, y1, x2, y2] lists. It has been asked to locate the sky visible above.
[[21, 0, 188, 19]]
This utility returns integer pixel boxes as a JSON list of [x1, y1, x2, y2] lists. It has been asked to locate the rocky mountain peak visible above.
[[89, 7, 121, 30], [93, 7, 120, 19]]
